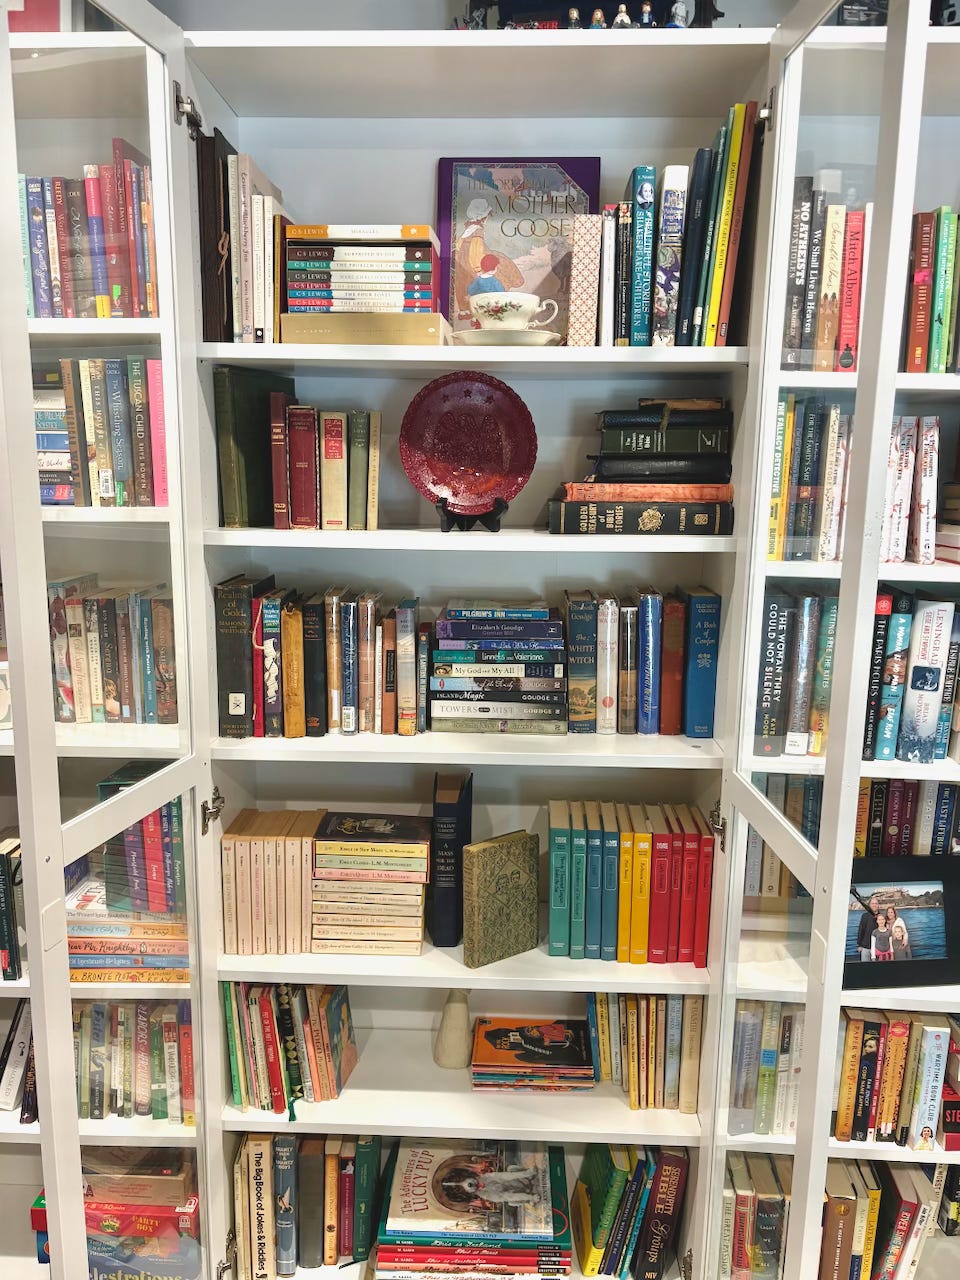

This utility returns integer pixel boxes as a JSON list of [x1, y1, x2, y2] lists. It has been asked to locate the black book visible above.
[[799, 170, 842, 369], [614, 201, 633, 346], [196, 127, 238, 343], [548, 500, 733, 536], [590, 455, 732, 483], [754, 593, 797, 758], [427, 772, 473, 949], [297, 1139, 326, 1267], [18, 1036, 37, 1126], [784, 590, 822, 756], [725, 114, 766, 348], [675, 148, 714, 346], [862, 590, 892, 760], [302, 593, 328, 737], [213, 365, 296, 528], [214, 573, 276, 738], [0, 849, 21, 981], [866, 780, 887, 857], [600, 406, 734, 429]]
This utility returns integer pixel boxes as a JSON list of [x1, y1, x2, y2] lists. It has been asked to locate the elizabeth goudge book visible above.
[[437, 158, 600, 340]]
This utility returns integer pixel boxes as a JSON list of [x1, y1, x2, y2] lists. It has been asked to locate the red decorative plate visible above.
[[399, 371, 538, 516]]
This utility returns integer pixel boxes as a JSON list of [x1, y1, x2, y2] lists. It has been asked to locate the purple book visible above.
[[436, 156, 600, 339]]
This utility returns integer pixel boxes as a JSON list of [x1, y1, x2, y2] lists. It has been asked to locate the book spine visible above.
[[863, 593, 893, 759], [596, 596, 618, 735], [637, 593, 662, 734], [320, 412, 348, 530], [568, 212, 602, 347], [42, 177, 63, 318], [347, 409, 370, 531], [565, 597, 597, 733], [906, 212, 938, 372], [26, 177, 52, 317], [898, 599, 954, 763], [908, 415, 939, 565], [396, 601, 419, 737], [799, 174, 835, 368], [614, 200, 633, 346], [17, 175, 33, 318], [652, 166, 687, 346], [814, 204, 846, 371], [835, 208, 865, 370], [629, 166, 656, 346], [82, 166, 111, 318]]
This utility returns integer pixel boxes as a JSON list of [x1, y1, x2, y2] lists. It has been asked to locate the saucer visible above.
[[453, 329, 563, 347]]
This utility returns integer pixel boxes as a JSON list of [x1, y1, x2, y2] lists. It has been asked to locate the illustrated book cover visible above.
[[436, 157, 600, 338], [462, 830, 539, 968]]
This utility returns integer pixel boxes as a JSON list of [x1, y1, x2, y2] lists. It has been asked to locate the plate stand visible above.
[[436, 497, 509, 532]]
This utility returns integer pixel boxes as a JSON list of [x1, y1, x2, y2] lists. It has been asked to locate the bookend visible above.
[[436, 497, 508, 532]]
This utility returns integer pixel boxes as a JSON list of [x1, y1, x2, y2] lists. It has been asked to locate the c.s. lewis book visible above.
[[383, 1139, 555, 1241], [437, 157, 600, 338]]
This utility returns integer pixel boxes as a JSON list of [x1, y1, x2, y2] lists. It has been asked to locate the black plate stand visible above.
[[436, 497, 509, 532]]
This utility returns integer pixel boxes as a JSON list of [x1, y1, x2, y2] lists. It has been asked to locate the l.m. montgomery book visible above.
[[437, 157, 600, 338]]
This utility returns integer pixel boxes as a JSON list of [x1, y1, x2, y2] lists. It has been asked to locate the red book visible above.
[[716, 99, 759, 347], [98, 163, 126, 318], [662, 805, 684, 965], [691, 806, 715, 969], [257, 987, 288, 1114], [905, 211, 937, 373], [940, 1083, 960, 1147], [672, 804, 700, 966], [178, 1004, 195, 1126], [114, 138, 148, 316], [866, 1019, 888, 1140], [286, 405, 320, 529], [141, 809, 166, 914], [50, 177, 75, 318], [147, 359, 168, 505], [9, 0, 60, 31], [251, 594, 266, 738], [339, 1142, 356, 1257], [659, 594, 686, 736], [270, 391, 297, 529], [898, 780, 918, 856], [645, 805, 673, 965], [873, 1163, 919, 1280], [834, 207, 864, 372]]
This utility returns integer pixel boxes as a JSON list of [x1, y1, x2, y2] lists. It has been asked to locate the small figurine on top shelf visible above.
[[636, 0, 656, 25], [692, 0, 723, 26], [568, 6, 582, 27], [590, 7, 607, 26], [611, 3, 633, 25], [666, 0, 688, 25]]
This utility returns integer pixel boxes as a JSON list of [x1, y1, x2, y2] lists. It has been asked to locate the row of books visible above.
[[48, 573, 177, 726], [721, 1151, 793, 1280], [903, 205, 960, 373], [833, 1010, 956, 1151], [781, 168, 872, 372], [754, 589, 838, 758], [550, 398, 734, 537], [0, 829, 26, 981], [571, 1143, 689, 1280], [768, 395, 850, 563], [73, 999, 194, 1125], [232, 1133, 382, 1277], [853, 778, 960, 857], [747, 775, 821, 883], [18, 139, 159, 320], [877, 417, 940, 565], [818, 1159, 953, 1280], [213, 365, 381, 529], [282, 225, 439, 315], [33, 356, 167, 507], [222, 981, 358, 1114], [728, 1001, 805, 1138], [587, 992, 703, 1113], [0, 1000, 35, 1124], [546, 800, 715, 967]]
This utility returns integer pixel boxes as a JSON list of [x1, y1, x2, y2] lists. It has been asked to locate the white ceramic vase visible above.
[[433, 988, 472, 1069]]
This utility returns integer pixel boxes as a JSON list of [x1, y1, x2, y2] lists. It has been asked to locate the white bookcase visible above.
[[0, 2, 958, 1280]]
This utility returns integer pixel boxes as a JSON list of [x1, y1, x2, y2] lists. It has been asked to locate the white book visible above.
[[908, 415, 939, 565], [237, 154, 281, 343], [879, 417, 901, 563], [814, 402, 842, 562], [598, 206, 617, 347], [785, 1008, 805, 1137], [913, 780, 940, 853], [220, 830, 238, 956], [77, 360, 101, 507], [374, 623, 384, 734], [396, 601, 419, 737], [251, 191, 265, 342], [283, 824, 300, 956], [924, 1164, 948, 1240], [0, 1001, 31, 1110], [663, 994, 683, 1110], [718, 1169, 735, 1280], [64, 594, 91, 723], [909, 1015, 950, 1149], [898, 600, 955, 764], [889, 415, 919, 562], [227, 153, 242, 342], [300, 829, 314, 955], [596, 592, 618, 735], [263, 195, 282, 345], [771, 1008, 793, 1135], [607, 991, 622, 1087]]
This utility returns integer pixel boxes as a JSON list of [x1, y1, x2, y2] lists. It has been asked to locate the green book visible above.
[[462, 829, 539, 969], [569, 800, 588, 961], [692, 117, 730, 346], [149, 1008, 168, 1120], [753, 1000, 782, 1135], [581, 1144, 630, 1247], [347, 409, 370, 530], [548, 799, 571, 957], [213, 364, 296, 527], [353, 1134, 382, 1260], [222, 982, 243, 1106], [939, 211, 958, 372], [929, 206, 953, 373]]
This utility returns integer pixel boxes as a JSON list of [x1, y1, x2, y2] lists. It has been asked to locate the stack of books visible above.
[[728, 1001, 806, 1139], [817, 1158, 951, 1280], [547, 801, 715, 967], [571, 1144, 689, 1280], [431, 600, 567, 736], [73, 1000, 194, 1125], [33, 356, 166, 508], [936, 478, 960, 564], [213, 365, 381, 530], [377, 1140, 571, 1280], [768, 395, 851, 563], [853, 778, 960, 856], [549, 399, 733, 537], [47, 574, 177, 726], [586, 992, 703, 1114], [747, 773, 822, 871], [0, 999, 35, 1124], [720, 1152, 793, 1279], [18, 140, 159, 320], [0, 828, 25, 982], [782, 166, 873, 372], [902, 205, 960, 373], [470, 1016, 596, 1093], [221, 981, 358, 1113], [232, 1133, 382, 1275]]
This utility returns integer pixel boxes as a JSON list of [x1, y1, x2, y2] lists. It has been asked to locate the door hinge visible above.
[[201, 785, 226, 836], [173, 80, 203, 140], [758, 87, 775, 132], [709, 800, 727, 854], [216, 1229, 236, 1280]]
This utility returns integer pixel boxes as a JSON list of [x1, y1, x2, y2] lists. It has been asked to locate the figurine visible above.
[[637, 0, 656, 25], [666, 0, 688, 25], [590, 7, 607, 27], [612, 3, 633, 25], [433, 989, 472, 1070], [692, 0, 724, 26], [568, 6, 582, 26]]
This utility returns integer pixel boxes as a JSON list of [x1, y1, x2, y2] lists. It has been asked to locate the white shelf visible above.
[[736, 940, 808, 1003], [69, 982, 189, 1000], [197, 342, 749, 378], [0, 730, 13, 757], [875, 561, 960, 583], [211, 732, 724, 770], [26, 319, 161, 344], [0, 1114, 39, 1145], [828, 1137, 960, 1165], [54, 722, 184, 759], [77, 1117, 196, 1147], [204, 528, 738, 555], [861, 757, 960, 781], [895, 373, 960, 396], [763, 560, 842, 580], [720, 1131, 796, 1152], [184, 29, 771, 120], [778, 370, 858, 391], [222, 1027, 700, 1145], [42, 508, 171, 534], [840, 984, 960, 1013], [743, 755, 824, 776], [218, 943, 711, 995], [0, 975, 31, 996]]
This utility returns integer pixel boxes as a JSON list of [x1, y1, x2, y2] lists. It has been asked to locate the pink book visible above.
[[146, 360, 168, 505]]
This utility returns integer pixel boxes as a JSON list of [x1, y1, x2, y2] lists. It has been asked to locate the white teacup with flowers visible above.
[[469, 291, 559, 331]]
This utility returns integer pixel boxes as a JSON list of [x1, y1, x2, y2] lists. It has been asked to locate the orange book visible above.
[[659, 593, 686, 736], [562, 482, 734, 503]]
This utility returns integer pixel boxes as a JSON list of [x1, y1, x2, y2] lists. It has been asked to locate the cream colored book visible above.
[[679, 995, 704, 1115], [567, 212, 602, 346], [234, 1139, 251, 1280], [64, 594, 92, 723], [320, 412, 348, 531], [221, 809, 253, 955], [280, 311, 450, 345], [249, 811, 273, 956], [232, 808, 259, 956], [247, 1134, 277, 1280]]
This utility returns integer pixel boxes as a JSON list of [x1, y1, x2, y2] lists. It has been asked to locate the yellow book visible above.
[[769, 394, 795, 560], [835, 1011, 865, 1142], [595, 991, 612, 1082], [615, 802, 634, 963], [856, 1160, 882, 1280], [853, 780, 871, 857], [626, 994, 640, 1111], [627, 803, 651, 964], [572, 1179, 605, 1276], [647, 996, 658, 1108], [637, 995, 649, 1109], [704, 102, 746, 346], [323, 1136, 342, 1264]]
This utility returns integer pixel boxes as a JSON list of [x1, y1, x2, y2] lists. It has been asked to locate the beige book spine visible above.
[[247, 1134, 276, 1280], [77, 359, 101, 506], [310, 938, 423, 956], [637, 995, 648, 1109], [234, 1139, 250, 1280], [263, 828, 279, 955], [64, 595, 92, 723], [320, 412, 348, 530], [654, 995, 667, 1109], [221, 832, 238, 955], [235, 829, 253, 956], [366, 410, 381, 530], [311, 923, 422, 941], [679, 995, 704, 1115], [304, 985, 330, 1101], [323, 1138, 342, 1264], [285, 826, 302, 955], [647, 995, 657, 1108], [619, 995, 629, 1095], [324, 587, 344, 731], [314, 900, 423, 918], [626, 994, 639, 1111], [302, 828, 316, 954], [250, 827, 266, 956]]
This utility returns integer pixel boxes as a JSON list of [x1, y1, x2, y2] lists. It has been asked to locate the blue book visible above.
[[35, 431, 70, 450], [583, 801, 603, 960], [599, 801, 620, 962], [569, 801, 588, 961], [138, 589, 158, 724], [931, 784, 958, 855], [159, 803, 176, 913], [681, 587, 722, 738], [547, 799, 571, 958], [620, 1149, 658, 1279], [875, 589, 914, 761], [584, 992, 601, 1081], [273, 1134, 299, 1276], [675, 148, 713, 346], [445, 601, 550, 620], [637, 588, 662, 734], [936, 612, 960, 759], [341, 591, 359, 734], [88, 1002, 107, 1118], [41, 177, 63, 317], [18, 175, 34, 318], [25, 177, 52, 317], [103, 359, 135, 505], [626, 164, 656, 346]]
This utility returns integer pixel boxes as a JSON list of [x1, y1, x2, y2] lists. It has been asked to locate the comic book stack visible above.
[[470, 1016, 596, 1093]]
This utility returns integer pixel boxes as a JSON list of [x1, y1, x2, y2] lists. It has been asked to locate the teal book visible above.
[[583, 801, 603, 961], [548, 799, 572, 957], [619, 1149, 658, 1279], [626, 165, 656, 346], [353, 1134, 382, 1261], [692, 119, 730, 346], [875, 589, 914, 761], [569, 801, 588, 961], [599, 801, 620, 962], [680, 587, 721, 739]]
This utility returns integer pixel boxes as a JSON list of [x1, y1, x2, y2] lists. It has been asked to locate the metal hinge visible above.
[[709, 800, 727, 854], [173, 80, 203, 139], [216, 1229, 236, 1280], [758, 87, 776, 132], [201, 785, 226, 836]]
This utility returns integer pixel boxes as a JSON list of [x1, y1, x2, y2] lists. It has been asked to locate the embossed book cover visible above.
[[462, 830, 539, 968]]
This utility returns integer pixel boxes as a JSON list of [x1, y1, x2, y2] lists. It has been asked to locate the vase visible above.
[[434, 988, 472, 1069]]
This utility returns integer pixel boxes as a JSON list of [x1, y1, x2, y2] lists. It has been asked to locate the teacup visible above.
[[470, 291, 559, 331]]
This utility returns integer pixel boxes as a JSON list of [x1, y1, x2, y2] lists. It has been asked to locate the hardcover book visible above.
[[436, 157, 600, 338], [462, 830, 539, 968]]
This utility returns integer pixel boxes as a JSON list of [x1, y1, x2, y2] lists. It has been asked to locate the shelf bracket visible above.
[[709, 800, 727, 854], [216, 1229, 236, 1280], [757, 87, 776, 132], [201, 785, 226, 836], [173, 80, 204, 140]]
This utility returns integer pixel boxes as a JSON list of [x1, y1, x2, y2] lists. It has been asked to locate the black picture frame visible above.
[[843, 856, 960, 990]]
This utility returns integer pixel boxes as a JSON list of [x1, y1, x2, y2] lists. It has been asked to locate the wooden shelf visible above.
[[204, 528, 738, 555]]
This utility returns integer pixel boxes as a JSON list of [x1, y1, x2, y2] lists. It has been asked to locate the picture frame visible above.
[[843, 856, 960, 990]]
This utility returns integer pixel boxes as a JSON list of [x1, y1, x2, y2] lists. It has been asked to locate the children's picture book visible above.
[[436, 158, 600, 338], [471, 1017, 594, 1075], [319, 983, 359, 1095]]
